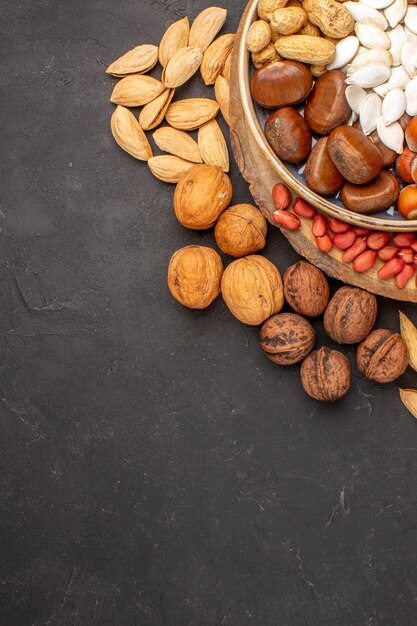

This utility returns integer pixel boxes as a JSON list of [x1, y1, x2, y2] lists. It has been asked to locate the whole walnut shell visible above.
[[283, 261, 329, 317], [214, 204, 267, 258], [168, 245, 223, 309], [221, 255, 284, 325], [301, 347, 351, 402], [174, 164, 233, 230], [357, 329, 409, 383], [324, 286, 377, 344], [260, 313, 315, 365]]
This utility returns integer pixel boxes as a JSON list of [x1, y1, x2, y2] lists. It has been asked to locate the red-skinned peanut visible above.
[[353, 249, 377, 273], [272, 209, 301, 230], [396, 263, 415, 289]]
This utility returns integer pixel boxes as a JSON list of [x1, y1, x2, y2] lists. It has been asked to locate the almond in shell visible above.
[[111, 105, 153, 161], [165, 98, 219, 130], [198, 119, 229, 172], [214, 75, 231, 125], [153, 127, 202, 163], [162, 46, 203, 88], [111, 75, 165, 107], [106, 44, 159, 76], [222, 51, 232, 79], [189, 7, 228, 51], [148, 155, 195, 183], [139, 88, 175, 131], [201, 34, 236, 85], [159, 17, 190, 67]]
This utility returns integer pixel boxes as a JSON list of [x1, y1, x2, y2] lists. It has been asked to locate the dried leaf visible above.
[[111, 105, 153, 161], [399, 388, 417, 419], [159, 17, 190, 67], [111, 75, 164, 107], [153, 127, 202, 163], [189, 7, 228, 52], [106, 44, 159, 76], [139, 88, 175, 131], [400, 311, 417, 372]]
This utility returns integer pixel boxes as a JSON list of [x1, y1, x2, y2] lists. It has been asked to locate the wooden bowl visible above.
[[237, 0, 417, 232]]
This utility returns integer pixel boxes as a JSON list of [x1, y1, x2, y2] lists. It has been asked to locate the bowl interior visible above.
[[238, 0, 417, 232]]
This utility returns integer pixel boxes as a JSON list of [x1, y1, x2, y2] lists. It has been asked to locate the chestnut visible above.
[[250, 60, 313, 109], [341, 171, 400, 215], [327, 126, 383, 185], [304, 70, 351, 136], [398, 184, 417, 220], [369, 131, 397, 168], [265, 107, 312, 163], [304, 137, 345, 195], [396, 147, 417, 183]]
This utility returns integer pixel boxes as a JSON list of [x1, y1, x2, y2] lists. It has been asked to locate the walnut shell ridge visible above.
[[168, 245, 223, 309], [283, 261, 329, 317], [324, 286, 377, 344], [214, 204, 267, 258], [357, 329, 409, 383], [260, 312, 315, 365], [221, 255, 284, 326], [301, 347, 351, 402]]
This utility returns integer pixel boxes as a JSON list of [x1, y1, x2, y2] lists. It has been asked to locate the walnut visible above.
[[174, 164, 233, 230], [301, 347, 351, 402], [283, 261, 329, 317], [168, 246, 223, 309], [324, 286, 377, 344], [260, 313, 315, 365], [221, 255, 284, 325], [357, 329, 409, 383], [214, 204, 267, 258]]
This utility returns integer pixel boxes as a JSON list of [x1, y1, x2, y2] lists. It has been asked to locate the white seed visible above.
[[344, 2, 388, 29], [354, 23, 391, 49], [347, 110, 359, 125], [384, 0, 407, 28], [405, 76, 417, 115], [345, 84, 368, 113], [404, 6, 417, 34], [373, 81, 390, 97], [388, 24, 406, 66], [347, 48, 392, 74], [382, 88, 407, 124], [376, 116, 404, 152], [388, 64, 410, 89], [360, 92, 382, 134], [401, 34, 417, 77], [345, 63, 391, 87], [327, 36, 360, 69], [360, 0, 395, 9]]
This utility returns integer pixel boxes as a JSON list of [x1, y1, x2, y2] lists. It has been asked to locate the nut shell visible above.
[[327, 126, 383, 185], [260, 313, 315, 365], [357, 329, 409, 383], [304, 70, 351, 136], [168, 245, 223, 309], [283, 261, 329, 317], [221, 255, 284, 325], [250, 60, 313, 109], [214, 204, 267, 258], [265, 107, 312, 163], [324, 286, 377, 344], [174, 164, 233, 230], [301, 347, 351, 402]]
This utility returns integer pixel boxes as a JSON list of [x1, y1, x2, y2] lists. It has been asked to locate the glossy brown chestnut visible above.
[[304, 70, 351, 136], [304, 137, 345, 195], [265, 107, 312, 163], [369, 130, 397, 168], [327, 126, 383, 185], [340, 170, 400, 214], [250, 61, 313, 109]]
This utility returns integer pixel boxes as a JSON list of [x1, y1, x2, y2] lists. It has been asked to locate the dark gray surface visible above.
[[1, 1, 417, 625]]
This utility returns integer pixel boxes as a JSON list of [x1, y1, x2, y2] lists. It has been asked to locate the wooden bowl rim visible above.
[[237, 0, 417, 233]]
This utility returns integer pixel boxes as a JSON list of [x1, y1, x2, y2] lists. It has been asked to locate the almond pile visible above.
[[106, 7, 234, 182]]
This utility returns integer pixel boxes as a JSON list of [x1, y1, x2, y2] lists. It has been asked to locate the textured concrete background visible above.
[[1, 0, 417, 624]]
